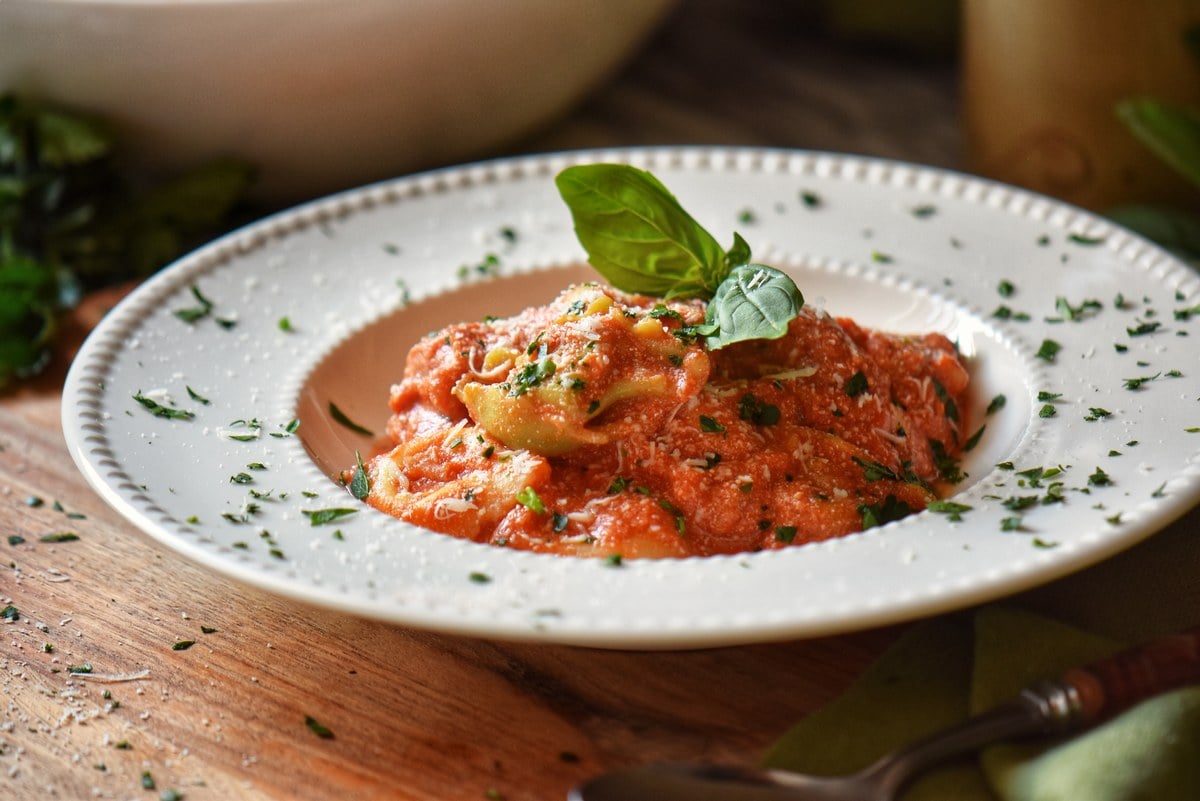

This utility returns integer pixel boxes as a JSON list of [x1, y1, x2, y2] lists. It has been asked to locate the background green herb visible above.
[[0, 93, 253, 387], [1111, 98, 1200, 263]]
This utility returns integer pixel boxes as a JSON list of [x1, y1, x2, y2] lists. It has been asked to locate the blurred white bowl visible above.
[[0, 0, 676, 202]]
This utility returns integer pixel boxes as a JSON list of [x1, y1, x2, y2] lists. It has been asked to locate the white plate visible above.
[[63, 148, 1200, 649]]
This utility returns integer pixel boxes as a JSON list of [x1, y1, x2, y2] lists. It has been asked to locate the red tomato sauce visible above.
[[360, 282, 969, 558]]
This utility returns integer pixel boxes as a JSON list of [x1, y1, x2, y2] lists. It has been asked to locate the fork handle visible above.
[[1059, 625, 1200, 725]]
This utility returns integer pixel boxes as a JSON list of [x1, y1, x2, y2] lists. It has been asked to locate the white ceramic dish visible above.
[[0, 0, 674, 202], [63, 147, 1200, 649]]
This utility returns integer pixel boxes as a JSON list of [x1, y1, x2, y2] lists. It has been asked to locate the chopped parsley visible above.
[[646, 304, 683, 322], [1000, 516, 1024, 532], [185, 386, 210, 405], [1123, 373, 1159, 390], [132, 392, 194, 420], [173, 285, 215, 323], [992, 305, 1032, 321], [305, 715, 335, 739], [930, 378, 958, 421], [1126, 321, 1162, 337], [986, 394, 1006, 415], [926, 500, 972, 521], [844, 371, 869, 397], [929, 440, 965, 484], [738, 394, 780, 426], [963, 425, 986, 452], [328, 402, 372, 436], [1035, 339, 1062, 362], [509, 358, 557, 396], [39, 532, 80, 542], [699, 415, 727, 434], [302, 508, 357, 526], [1053, 296, 1102, 322], [858, 495, 915, 529], [852, 456, 900, 483], [516, 486, 546, 514]]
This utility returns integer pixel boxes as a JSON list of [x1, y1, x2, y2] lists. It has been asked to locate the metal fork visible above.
[[570, 625, 1200, 801]]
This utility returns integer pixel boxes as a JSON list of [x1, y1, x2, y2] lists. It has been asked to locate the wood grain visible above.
[[0, 378, 892, 800], [4, 3, 1198, 800]]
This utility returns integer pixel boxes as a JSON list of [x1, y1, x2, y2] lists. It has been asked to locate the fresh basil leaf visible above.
[[1116, 99, 1200, 188], [555, 164, 727, 298], [725, 231, 752, 271], [704, 264, 804, 350]]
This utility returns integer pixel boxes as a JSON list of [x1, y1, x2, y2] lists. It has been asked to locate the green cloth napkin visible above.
[[762, 606, 1200, 800]]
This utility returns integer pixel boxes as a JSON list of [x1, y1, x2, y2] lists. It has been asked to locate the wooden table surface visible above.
[[3, 3, 1198, 800]]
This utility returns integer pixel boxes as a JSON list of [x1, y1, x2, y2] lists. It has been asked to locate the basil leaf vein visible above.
[[555, 164, 726, 298], [704, 264, 804, 350]]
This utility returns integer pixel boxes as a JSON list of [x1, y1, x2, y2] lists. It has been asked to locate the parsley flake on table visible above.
[[305, 715, 335, 739], [39, 532, 80, 542]]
